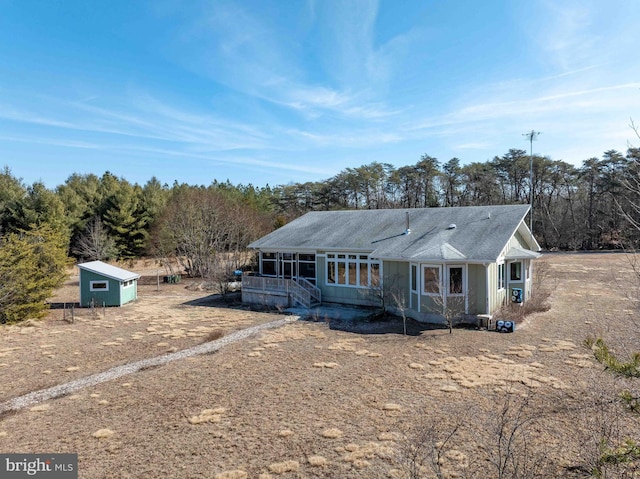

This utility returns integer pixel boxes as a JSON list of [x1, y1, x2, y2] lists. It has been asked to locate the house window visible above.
[[90, 280, 109, 292], [498, 262, 505, 290], [510, 262, 522, 281], [359, 255, 369, 286], [348, 254, 357, 285], [423, 266, 441, 295], [123, 280, 134, 288], [298, 254, 316, 283], [337, 257, 346, 285], [325, 253, 380, 288], [261, 252, 277, 276], [327, 253, 336, 284], [370, 262, 380, 288], [411, 264, 417, 293], [448, 266, 463, 295]]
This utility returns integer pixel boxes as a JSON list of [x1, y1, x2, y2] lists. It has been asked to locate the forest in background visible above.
[[1, 145, 639, 322], [2, 145, 640, 259]]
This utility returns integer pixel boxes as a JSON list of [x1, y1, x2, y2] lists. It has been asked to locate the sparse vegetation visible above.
[[1, 252, 639, 478], [493, 259, 554, 323]]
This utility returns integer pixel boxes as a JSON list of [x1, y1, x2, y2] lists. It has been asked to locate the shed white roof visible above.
[[78, 261, 140, 282]]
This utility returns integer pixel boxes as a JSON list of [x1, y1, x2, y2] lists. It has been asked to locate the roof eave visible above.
[[373, 255, 489, 264], [78, 264, 141, 282]]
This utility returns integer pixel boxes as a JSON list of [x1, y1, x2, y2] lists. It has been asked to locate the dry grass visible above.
[[188, 407, 226, 424], [214, 471, 248, 479], [267, 460, 299, 474], [307, 455, 328, 467], [321, 428, 344, 439], [91, 428, 114, 439], [205, 329, 225, 342], [0, 253, 637, 477]]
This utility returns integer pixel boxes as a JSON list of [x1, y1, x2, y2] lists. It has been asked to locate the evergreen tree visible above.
[[0, 225, 69, 323], [0, 167, 26, 234], [56, 173, 103, 248], [102, 182, 148, 259], [5, 182, 68, 234]]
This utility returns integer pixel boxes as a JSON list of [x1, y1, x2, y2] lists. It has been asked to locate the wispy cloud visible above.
[[166, 0, 408, 121], [0, 134, 102, 149], [536, 1, 595, 70], [285, 127, 402, 148]]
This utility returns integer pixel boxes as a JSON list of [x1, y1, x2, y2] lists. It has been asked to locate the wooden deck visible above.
[[242, 276, 321, 308]]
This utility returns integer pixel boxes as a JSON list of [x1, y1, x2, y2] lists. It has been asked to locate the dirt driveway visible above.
[[0, 253, 638, 478]]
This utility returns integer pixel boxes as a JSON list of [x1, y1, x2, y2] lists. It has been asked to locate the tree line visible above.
[[0, 144, 639, 322], [0, 169, 276, 322], [272, 148, 640, 250]]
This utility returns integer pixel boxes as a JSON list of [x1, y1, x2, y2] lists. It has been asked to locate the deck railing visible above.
[[242, 275, 321, 308], [296, 277, 322, 305]]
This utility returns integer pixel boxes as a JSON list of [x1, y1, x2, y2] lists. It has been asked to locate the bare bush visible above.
[[204, 329, 224, 343], [564, 369, 640, 478], [494, 259, 554, 322], [391, 410, 468, 479], [471, 392, 553, 479], [384, 392, 555, 479]]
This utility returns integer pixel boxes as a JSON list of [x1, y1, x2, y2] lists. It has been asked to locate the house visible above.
[[242, 205, 542, 322], [78, 261, 141, 307]]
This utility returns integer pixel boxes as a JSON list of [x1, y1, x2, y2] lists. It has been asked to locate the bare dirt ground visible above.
[[0, 253, 638, 478]]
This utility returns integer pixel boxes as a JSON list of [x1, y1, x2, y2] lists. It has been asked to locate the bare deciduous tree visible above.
[[72, 216, 117, 261], [151, 188, 271, 295]]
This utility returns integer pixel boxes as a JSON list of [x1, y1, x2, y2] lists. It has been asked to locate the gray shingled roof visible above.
[[250, 205, 535, 262], [78, 261, 140, 282], [504, 246, 542, 260]]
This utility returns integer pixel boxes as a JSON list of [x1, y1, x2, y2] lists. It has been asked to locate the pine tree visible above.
[[0, 225, 69, 323], [102, 183, 148, 259]]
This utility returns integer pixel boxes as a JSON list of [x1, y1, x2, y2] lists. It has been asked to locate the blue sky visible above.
[[1, 0, 639, 189]]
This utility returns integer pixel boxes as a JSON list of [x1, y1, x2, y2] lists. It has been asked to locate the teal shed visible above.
[[78, 261, 141, 307]]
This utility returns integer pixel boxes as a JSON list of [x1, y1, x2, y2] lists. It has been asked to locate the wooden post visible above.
[[157, 270, 160, 291]]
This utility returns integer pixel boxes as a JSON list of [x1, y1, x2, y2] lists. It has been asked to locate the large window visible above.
[[423, 266, 441, 295], [448, 266, 463, 295], [260, 252, 316, 282], [326, 253, 380, 288], [510, 262, 522, 281], [298, 254, 316, 283], [261, 252, 277, 276], [337, 256, 346, 284], [370, 262, 380, 287]]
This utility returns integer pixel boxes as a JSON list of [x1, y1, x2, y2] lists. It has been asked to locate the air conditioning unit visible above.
[[511, 288, 523, 303], [496, 320, 515, 333]]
